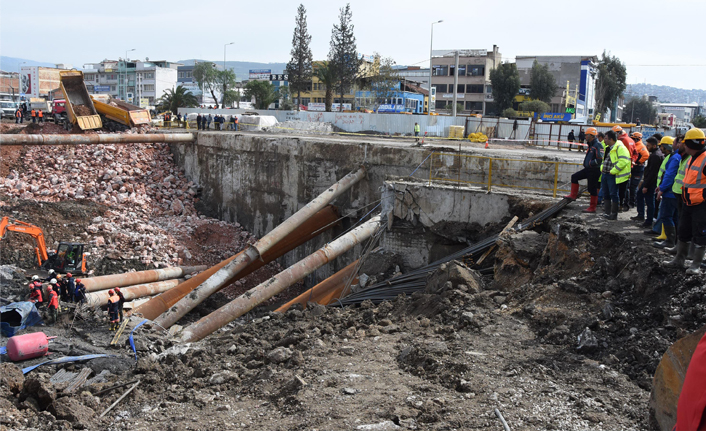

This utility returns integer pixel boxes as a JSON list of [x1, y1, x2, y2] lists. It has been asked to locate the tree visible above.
[[501, 108, 518, 118], [157, 85, 199, 113], [368, 53, 398, 111], [489, 63, 521, 112], [693, 115, 706, 128], [623, 97, 657, 124], [278, 85, 294, 110], [217, 69, 237, 108], [329, 3, 361, 111], [529, 60, 558, 104], [286, 4, 313, 111], [594, 51, 627, 117], [314, 61, 337, 112], [244, 80, 278, 110], [519, 100, 551, 114], [193, 62, 220, 108]]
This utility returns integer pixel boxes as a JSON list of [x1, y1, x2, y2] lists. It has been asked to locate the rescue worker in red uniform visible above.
[[107, 289, 120, 331], [664, 128, 706, 274], [47, 285, 59, 325], [29, 281, 43, 306]]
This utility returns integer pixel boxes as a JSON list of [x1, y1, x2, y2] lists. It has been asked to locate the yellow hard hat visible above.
[[660, 136, 675, 145], [684, 128, 706, 141]]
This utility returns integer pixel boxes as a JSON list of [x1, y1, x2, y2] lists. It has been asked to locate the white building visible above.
[[659, 102, 699, 125]]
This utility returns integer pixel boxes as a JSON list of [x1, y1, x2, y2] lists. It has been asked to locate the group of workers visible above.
[[14, 108, 44, 124], [566, 125, 706, 275], [195, 113, 238, 131], [27, 270, 88, 325]]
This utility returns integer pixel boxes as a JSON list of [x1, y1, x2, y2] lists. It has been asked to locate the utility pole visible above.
[[428, 20, 443, 114], [452, 51, 459, 117], [124, 49, 135, 101]]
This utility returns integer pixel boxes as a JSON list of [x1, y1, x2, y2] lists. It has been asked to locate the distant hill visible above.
[[178, 59, 287, 82], [625, 83, 706, 105], [0, 56, 58, 72]]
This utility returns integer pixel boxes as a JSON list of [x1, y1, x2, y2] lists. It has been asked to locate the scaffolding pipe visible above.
[[81, 266, 206, 292], [131, 206, 340, 320], [154, 166, 366, 329], [275, 259, 359, 313], [181, 215, 381, 343], [85, 279, 183, 307], [0, 133, 195, 146]]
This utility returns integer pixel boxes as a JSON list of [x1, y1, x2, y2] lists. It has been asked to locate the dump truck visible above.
[[90, 95, 151, 131], [58, 70, 102, 130]]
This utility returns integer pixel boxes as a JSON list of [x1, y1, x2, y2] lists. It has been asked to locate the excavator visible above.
[[0, 217, 87, 275]]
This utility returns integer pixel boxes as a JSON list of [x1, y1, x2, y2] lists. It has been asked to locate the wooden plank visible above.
[[475, 216, 519, 266], [99, 380, 141, 418]]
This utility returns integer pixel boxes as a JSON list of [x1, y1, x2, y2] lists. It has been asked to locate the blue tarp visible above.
[[0, 302, 43, 337], [129, 319, 149, 361], [22, 354, 113, 374]]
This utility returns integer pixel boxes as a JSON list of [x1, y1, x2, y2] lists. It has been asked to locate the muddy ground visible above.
[[2, 203, 700, 430]]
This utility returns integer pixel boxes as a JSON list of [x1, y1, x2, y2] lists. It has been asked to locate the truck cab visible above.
[[42, 242, 87, 274], [0, 100, 18, 119]]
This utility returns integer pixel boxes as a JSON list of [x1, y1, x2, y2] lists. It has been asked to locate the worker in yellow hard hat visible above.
[[665, 128, 706, 274]]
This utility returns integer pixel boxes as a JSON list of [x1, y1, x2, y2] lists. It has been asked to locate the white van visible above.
[[0, 100, 18, 119]]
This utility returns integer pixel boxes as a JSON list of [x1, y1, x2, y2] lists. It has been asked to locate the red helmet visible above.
[[108, 289, 115, 295], [115, 287, 120, 292], [76, 279, 81, 283], [67, 273, 72, 277], [47, 286, 53, 291]]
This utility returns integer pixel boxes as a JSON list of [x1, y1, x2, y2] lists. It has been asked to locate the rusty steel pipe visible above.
[[131, 206, 340, 320], [0, 133, 195, 146], [85, 279, 183, 307], [154, 167, 366, 329], [81, 266, 206, 292], [275, 259, 359, 313], [180, 215, 381, 343]]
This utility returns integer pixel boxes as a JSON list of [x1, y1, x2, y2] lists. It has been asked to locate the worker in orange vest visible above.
[[665, 128, 706, 274], [47, 285, 59, 325], [15, 108, 22, 124], [628, 131, 650, 207], [107, 289, 120, 331], [38, 109, 44, 123], [30, 109, 37, 123]]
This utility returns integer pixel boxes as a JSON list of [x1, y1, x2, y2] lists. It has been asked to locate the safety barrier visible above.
[[428, 152, 582, 197]]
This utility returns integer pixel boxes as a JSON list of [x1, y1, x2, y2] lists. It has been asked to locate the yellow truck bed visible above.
[[59, 71, 102, 130], [91, 97, 151, 128]]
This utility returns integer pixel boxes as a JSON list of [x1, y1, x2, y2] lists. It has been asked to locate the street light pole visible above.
[[124, 48, 135, 101], [223, 42, 235, 109], [429, 20, 443, 114]]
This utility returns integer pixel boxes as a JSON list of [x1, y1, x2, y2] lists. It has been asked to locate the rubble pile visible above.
[[0, 141, 257, 269]]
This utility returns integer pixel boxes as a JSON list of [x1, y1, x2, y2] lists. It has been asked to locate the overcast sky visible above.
[[2, 0, 705, 90]]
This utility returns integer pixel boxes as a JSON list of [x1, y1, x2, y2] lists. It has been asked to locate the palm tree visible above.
[[157, 85, 199, 113], [314, 61, 337, 112]]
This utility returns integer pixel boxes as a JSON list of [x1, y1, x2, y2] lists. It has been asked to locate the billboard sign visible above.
[[93, 85, 111, 92], [20, 66, 39, 98], [540, 112, 573, 122], [307, 102, 352, 112], [139, 98, 150, 108], [377, 104, 405, 113], [249, 69, 271, 80], [269, 74, 288, 81]]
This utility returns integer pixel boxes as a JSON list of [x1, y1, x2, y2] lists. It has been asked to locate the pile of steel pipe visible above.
[[336, 194, 578, 306], [81, 266, 206, 292], [275, 259, 359, 312], [154, 166, 367, 329], [131, 206, 340, 320], [85, 279, 183, 307], [180, 215, 382, 342], [0, 133, 195, 146]]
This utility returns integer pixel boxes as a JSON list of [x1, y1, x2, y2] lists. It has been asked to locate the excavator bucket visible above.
[[650, 324, 706, 430]]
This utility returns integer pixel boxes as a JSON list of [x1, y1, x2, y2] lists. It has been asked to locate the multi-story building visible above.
[[84, 59, 180, 107], [396, 66, 430, 89], [515, 55, 597, 119], [430, 46, 501, 115], [658, 102, 700, 125], [293, 59, 374, 110]]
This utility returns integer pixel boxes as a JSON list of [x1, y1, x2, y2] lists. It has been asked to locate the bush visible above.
[[501, 108, 518, 118], [519, 100, 551, 114]]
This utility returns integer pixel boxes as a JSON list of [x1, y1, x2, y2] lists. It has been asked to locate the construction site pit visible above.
[[1, 124, 701, 431]]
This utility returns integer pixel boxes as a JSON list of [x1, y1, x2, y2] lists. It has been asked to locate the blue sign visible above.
[[541, 112, 573, 122], [642, 127, 657, 139], [377, 104, 405, 113], [94, 85, 110, 92]]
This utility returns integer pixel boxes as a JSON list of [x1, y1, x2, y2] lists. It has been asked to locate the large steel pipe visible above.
[[180, 215, 382, 343], [0, 133, 195, 146], [131, 206, 340, 320], [275, 259, 359, 312], [85, 279, 183, 307], [82, 266, 206, 292], [154, 166, 366, 329]]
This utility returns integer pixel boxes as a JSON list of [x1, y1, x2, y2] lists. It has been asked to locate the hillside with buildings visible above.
[[625, 83, 706, 104]]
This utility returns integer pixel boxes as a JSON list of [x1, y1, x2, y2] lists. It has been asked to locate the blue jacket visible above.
[[583, 138, 604, 169], [659, 152, 681, 199]]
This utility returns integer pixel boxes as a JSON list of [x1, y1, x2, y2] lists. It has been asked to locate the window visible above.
[[457, 84, 465, 94], [143, 84, 155, 91], [466, 85, 484, 93], [301, 98, 310, 105], [144, 73, 154, 79], [178, 72, 183, 78], [432, 65, 448, 76], [449, 65, 455, 77], [468, 66, 485, 76], [486, 85, 493, 94], [110, 86, 116, 91], [465, 101, 483, 111], [435, 100, 447, 110], [433, 84, 448, 93], [458, 65, 466, 76]]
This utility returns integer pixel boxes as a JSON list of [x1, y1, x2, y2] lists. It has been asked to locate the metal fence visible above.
[[428, 152, 582, 197]]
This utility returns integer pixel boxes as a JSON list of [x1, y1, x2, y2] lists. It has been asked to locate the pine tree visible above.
[[329, 3, 360, 111], [529, 60, 558, 104], [286, 4, 313, 111]]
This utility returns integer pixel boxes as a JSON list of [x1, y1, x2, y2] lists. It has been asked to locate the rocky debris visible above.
[[426, 260, 482, 294], [261, 120, 337, 134], [0, 363, 25, 395]]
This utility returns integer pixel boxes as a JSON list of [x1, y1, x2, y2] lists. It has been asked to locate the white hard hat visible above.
[[32, 275, 39, 280], [48, 269, 55, 274], [50, 278, 57, 284]]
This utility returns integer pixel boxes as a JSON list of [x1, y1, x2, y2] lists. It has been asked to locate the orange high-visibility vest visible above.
[[683, 151, 706, 206], [31, 109, 36, 117], [38, 110, 43, 118]]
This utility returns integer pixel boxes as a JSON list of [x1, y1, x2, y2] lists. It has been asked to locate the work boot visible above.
[[654, 225, 676, 248], [687, 245, 706, 275], [564, 183, 580, 200], [664, 240, 689, 269], [630, 215, 644, 221], [582, 196, 598, 213], [687, 242, 696, 260], [605, 202, 619, 220], [642, 219, 653, 228], [602, 200, 612, 216], [666, 241, 689, 256]]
